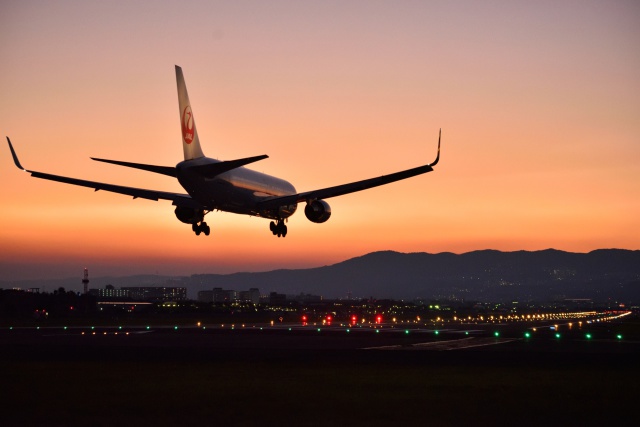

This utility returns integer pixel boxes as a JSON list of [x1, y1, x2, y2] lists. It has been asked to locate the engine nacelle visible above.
[[304, 200, 331, 223], [174, 206, 204, 225]]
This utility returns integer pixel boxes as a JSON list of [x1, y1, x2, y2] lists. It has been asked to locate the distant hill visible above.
[[3, 249, 639, 302], [184, 249, 640, 302]]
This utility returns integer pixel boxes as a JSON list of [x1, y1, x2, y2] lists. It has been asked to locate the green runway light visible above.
[[317, 328, 321, 332], [376, 329, 380, 334], [585, 333, 592, 340], [405, 330, 409, 335], [119, 326, 122, 330], [174, 326, 178, 330], [63, 326, 67, 330], [465, 331, 469, 335], [288, 328, 292, 331], [494, 331, 500, 337], [146, 326, 150, 330], [91, 326, 95, 330], [346, 329, 350, 333], [524, 332, 531, 338], [555, 333, 561, 339], [616, 334, 623, 340]]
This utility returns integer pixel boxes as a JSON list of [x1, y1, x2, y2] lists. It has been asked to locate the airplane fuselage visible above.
[[176, 157, 297, 220]]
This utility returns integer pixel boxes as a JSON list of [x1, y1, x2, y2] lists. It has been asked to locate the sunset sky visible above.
[[1, 0, 639, 282]]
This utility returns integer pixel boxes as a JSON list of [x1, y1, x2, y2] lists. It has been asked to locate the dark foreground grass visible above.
[[3, 357, 638, 427]]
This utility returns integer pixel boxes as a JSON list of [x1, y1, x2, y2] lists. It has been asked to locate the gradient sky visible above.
[[1, 0, 639, 282]]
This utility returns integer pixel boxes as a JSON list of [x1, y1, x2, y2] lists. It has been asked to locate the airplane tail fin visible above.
[[176, 65, 205, 160]]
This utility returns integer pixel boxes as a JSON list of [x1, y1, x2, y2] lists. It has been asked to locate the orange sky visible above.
[[1, 1, 639, 281]]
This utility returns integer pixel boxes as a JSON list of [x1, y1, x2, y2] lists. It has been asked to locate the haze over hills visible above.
[[3, 249, 640, 302]]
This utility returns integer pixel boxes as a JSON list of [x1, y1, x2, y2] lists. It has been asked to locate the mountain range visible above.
[[4, 249, 639, 302]]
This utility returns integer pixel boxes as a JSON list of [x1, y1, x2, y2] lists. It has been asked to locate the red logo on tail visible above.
[[181, 106, 194, 144]]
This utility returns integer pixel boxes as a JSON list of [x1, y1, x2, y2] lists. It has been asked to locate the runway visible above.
[[2, 318, 638, 363]]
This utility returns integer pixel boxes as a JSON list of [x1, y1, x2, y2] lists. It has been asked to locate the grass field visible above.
[[4, 354, 638, 426]]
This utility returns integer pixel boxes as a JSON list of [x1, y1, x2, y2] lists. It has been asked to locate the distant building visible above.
[[269, 292, 287, 305], [89, 287, 131, 299], [239, 288, 260, 304], [198, 290, 213, 303], [199, 287, 260, 304], [121, 287, 187, 302]]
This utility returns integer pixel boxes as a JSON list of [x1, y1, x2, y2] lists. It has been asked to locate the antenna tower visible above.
[[82, 268, 89, 295]]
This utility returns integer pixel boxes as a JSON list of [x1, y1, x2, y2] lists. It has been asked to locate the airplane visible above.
[[6, 65, 441, 238]]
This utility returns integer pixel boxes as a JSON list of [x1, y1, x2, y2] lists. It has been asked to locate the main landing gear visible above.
[[270, 219, 287, 238], [192, 221, 210, 236]]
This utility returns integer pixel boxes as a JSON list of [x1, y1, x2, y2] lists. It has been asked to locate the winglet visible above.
[[6, 137, 26, 171], [429, 129, 441, 167]]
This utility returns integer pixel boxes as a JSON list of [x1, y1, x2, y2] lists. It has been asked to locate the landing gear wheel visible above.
[[192, 221, 210, 236], [271, 220, 287, 238]]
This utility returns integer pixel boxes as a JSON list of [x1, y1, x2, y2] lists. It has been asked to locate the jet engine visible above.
[[174, 206, 204, 224], [304, 200, 331, 223]]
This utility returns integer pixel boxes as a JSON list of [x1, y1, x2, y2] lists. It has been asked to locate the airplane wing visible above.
[[7, 137, 201, 209], [258, 129, 441, 210]]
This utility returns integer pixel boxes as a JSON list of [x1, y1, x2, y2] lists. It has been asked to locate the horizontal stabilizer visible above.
[[191, 155, 269, 178], [91, 158, 177, 177]]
